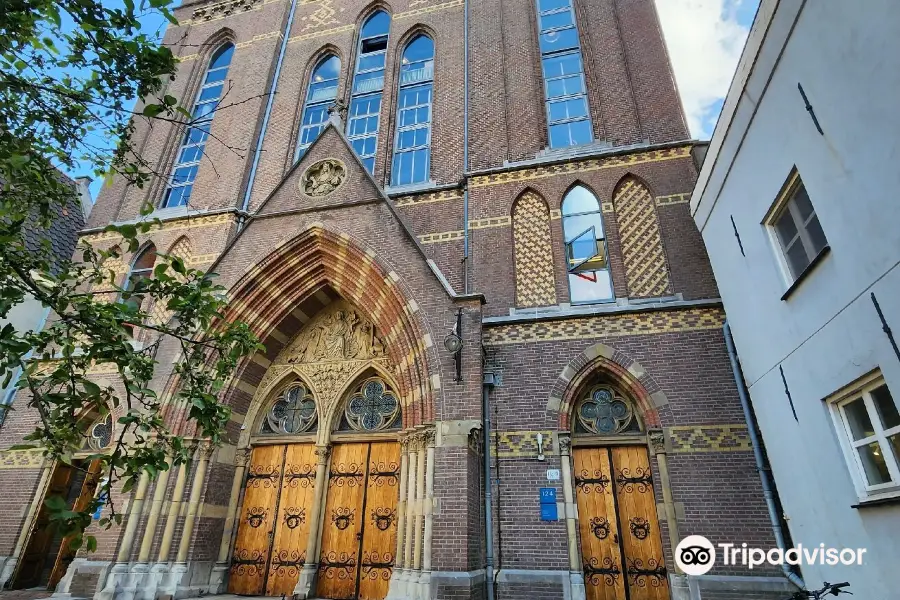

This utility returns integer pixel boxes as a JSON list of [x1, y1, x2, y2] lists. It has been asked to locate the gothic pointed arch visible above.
[[196, 224, 437, 441], [547, 342, 667, 431], [612, 174, 672, 298], [511, 189, 557, 307]]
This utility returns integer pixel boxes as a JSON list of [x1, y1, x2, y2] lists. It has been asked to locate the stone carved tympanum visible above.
[[300, 158, 346, 197], [253, 302, 390, 426]]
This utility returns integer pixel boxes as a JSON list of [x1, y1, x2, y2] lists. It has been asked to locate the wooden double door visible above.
[[573, 446, 669, 600], [15, 459, 101, 591], [229, 442, 400, 600], [229, 444, 317, 596], [316, 442, 400, 600]]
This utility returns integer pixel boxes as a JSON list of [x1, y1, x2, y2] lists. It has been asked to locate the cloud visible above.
[[655, 0, 755, 138]]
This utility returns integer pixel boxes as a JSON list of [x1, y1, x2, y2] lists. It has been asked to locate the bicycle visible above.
[[787, 582, 852, 599]]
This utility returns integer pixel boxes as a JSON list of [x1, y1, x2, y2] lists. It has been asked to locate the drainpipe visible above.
[[462, 0, 470, 293], [237, 0, 300, 230], [482, 373, 496, 600], [723, 321, 804, 589]]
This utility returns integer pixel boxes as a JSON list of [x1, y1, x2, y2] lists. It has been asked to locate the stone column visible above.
[[385, 438, 410, 600], [156, 460, 188, 562], [294, 444, 331, 598], [419, 428, 436, 600], [209, 447, 252, 592], [402, 433, 420, 596], [133, 462, 172, 600], [161, 441, 212, 598], [559, 435, 586, 600], [411, 432, 427, 599], [649, 430, 681, 571], [98, 471, 150, 600]]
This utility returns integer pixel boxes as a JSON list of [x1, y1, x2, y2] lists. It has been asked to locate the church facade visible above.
[[0, 1, 794, 600]]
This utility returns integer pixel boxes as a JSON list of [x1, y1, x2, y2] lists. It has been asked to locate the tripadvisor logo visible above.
[[675, 535, 868, 576]]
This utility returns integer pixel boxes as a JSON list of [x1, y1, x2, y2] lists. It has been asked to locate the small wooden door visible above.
[[14, 463, 76, 589], [229, 445, 285, 595], [316, 442, 400, 600], [47, 460, 102, 589], [574, 446, 669, 600]]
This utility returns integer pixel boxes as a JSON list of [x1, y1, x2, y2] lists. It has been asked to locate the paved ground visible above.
[[0, 591, 53, 600]]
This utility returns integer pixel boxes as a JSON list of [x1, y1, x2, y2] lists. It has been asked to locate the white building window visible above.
[[829, 373, 900, 499], [765, 172, 828, 281]]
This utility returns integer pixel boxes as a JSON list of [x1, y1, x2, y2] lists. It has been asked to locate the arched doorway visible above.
[[227, 300, 403, 600], [570, 379, 669, 600], [12, 414, 109, 591]]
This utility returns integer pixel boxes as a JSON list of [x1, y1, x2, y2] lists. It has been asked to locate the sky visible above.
[[77, 0, 759, 197], [655, 0, 760, 138]]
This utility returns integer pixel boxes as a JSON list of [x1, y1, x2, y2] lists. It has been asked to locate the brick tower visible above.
[[0, 1, 792, 600]]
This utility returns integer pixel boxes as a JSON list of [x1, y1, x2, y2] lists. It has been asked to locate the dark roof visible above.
[[20, 170, 86, 272]]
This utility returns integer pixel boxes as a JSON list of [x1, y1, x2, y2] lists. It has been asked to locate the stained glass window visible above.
[[341, 377, 400, 431], [261, 382, 318, 435], [87, 415, 113, 450], [575, 385, 640, 435]]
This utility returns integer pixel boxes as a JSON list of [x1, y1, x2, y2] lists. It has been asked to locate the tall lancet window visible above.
[[391, 35, 434, 186], [296, 55, 341, 160], [162, 43, 235, 208], [562, 185, 612, 303], [348, 11, 391, 173], [535, 0, 592, 149]]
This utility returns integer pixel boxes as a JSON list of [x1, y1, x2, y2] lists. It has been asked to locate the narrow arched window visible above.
[[348, 11, 391, 173], [296, 55, 341, 160], [162, 43, 235, 208], [535, 0, 592, 149], [122, 244, 156, 334], [562, 186, 612, 303], [391, 35, 434, 186]]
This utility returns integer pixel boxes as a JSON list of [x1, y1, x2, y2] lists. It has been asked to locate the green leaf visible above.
[[83, 380, 101, 396], [142, 104, 164, 118]]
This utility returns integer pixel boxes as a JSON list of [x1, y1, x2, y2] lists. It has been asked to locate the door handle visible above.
[[356, 532, 362, 542]]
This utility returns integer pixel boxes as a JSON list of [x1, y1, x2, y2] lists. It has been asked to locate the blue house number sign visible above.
[[539, 487, 558, 521]]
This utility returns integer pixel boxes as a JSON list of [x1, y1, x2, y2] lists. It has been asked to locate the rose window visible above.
[[576, 385, 640, 435], [343, 377, 400, 431], [262, 382, 317, 435]]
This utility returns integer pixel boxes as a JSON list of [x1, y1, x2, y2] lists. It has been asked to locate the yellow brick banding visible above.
[[470, 146, 691, 188], [483, 308, 725, 345], [668, 425, 752, 453]]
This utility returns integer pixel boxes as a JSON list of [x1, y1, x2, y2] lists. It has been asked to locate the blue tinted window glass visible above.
[[538, 0, 569, 12], [361, 11, 390, 38], [209, 44, 234, 70], [569, 119, 592, 145], [540, 9, 572, 31], [539, 27, 580, 54]]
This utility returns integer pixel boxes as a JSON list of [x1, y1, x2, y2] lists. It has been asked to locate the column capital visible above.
[[557, 434, 572, 456], [314, 444, 332, 465], [648, 429, 666, 455], [234, 447, 252, 467]]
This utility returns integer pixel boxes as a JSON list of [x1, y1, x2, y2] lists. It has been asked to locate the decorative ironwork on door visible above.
[[316, 442, 400, 600], [573, 446, 669, 600], [228, 444, 317, 596]]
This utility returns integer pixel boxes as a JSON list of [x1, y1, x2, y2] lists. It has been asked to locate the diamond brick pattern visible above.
[[483, 308, 724, 346], [512, 192, 557, 308], [614, 178, 672, 298], [668, 425, 752, 453]]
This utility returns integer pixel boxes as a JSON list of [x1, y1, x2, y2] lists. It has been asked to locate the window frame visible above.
[[391, 35, 435, 187], [162, 43, 234, 209], [764, 170, 829, 286], [535, 0, 593, 150], [295, 54, 341, 161], [828, 371, 900, 501], [561, 185, 613, 304], [347, 11, 392, 174]]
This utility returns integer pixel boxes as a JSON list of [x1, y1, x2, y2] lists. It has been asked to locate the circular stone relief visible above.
[[300, 158, 347, 198]]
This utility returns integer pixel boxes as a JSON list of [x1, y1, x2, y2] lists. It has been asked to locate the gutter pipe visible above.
[[237, 0, 300, 230], [723, 320, 804, 589], [462, 0, 470, 293], [483, 372, 496, 600]]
